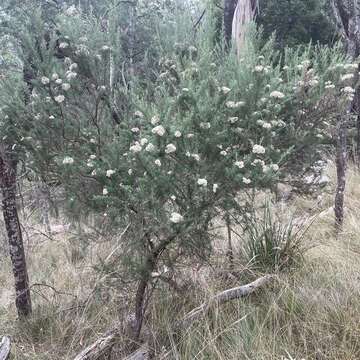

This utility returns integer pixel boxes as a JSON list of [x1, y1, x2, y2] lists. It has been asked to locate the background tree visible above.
[[257, 0, 337, 48], [330, 0, 359, 229]]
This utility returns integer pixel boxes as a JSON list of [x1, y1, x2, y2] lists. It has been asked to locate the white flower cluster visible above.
[[199, 122, 211, 129], [130, 142, 142, 153], [252, 144, 266, 154], [325, 81, 335, 90], [340, 73, 354, 82], [197, 178, 207, 187], [41, 76, 50, 85], [62, 156, 74, 164], [226, 101, 245, 109], [170, 212, 184, 223], [106, 169, 115, 178], [165, 144, 176, 154], [220, 86, 231, 95], [151, 115, 160, 125], [152, 125, 166, 136], [270, 91, 285, 99], [55, 95, 65, 103]]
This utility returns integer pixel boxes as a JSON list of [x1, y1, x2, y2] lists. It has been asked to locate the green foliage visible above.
[[257, 0, 337, 48]]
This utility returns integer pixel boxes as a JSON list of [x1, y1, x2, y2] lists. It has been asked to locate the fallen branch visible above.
[[123, 343, 149, 360], [179, 275, 274, 328], [0, 337, 11, 360], [73, 328, 119, 360]]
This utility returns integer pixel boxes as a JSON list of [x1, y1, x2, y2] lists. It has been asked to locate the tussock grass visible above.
[[1, 164, 360, 359]]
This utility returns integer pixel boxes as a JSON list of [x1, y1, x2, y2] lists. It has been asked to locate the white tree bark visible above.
[[232, 0, 258, 56], [0, 337, 11, 360]]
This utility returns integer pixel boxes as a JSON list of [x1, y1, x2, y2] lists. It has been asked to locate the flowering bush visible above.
[[1, 1, 357, 335]]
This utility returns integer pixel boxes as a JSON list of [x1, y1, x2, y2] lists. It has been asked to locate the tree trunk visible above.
[[0, 150, 32, 317], [231, 0, 258, 56], [334, 116, 347, 230], [331, 0, 360, 228], [224, 0, 238, 49], [0, 337, 11, 360]]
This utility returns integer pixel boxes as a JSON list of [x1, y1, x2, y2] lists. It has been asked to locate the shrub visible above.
[[0, 0, 356, 336]]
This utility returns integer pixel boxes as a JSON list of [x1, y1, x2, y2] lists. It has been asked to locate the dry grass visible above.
[[1, 163, 360, 359]]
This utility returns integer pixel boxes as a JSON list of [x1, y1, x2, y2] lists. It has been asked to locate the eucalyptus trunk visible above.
[[331, 0, 360, 229], [0, 150, 32, 317], [334, 116, 347, 230], [224, 0, 237, 49]]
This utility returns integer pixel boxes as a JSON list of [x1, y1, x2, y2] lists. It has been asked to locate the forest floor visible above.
[[1, 163, 360, 359]]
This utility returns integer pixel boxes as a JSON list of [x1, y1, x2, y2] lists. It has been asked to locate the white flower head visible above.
[[341, 86, 355, 94], [213, 184, 218, 193], [54, 95, 65, 103], [59, 42, 69, 49], [152, 125, 166, 136], [90, 154, 96, 159], [242, 177, 251, 184], [154, 159, 161, 167], [151, 115, 160, 125], [62, 83, 71, 91], [165, 143, 176, 154], [270, 164, 279, 171], [341, 73, 354, 82], [174, 131, 182, 138], [55, 79, 63, 85], [170, 212, 184, 224], [52, 73, 59, 81], [252, 144, 266, 154], [66, 71, 77, 80], [106, 169, 115, 178], [235, 161, 244, 169], [65, 5, 77, 16], [140, 138, 148, 146], [41, 76, 50, 85], [145, 143, 155, 152], [70, 63, 78, 71], [103, 188, 108, 195], [200, 122, 211, 129], [270, 91, 285, 99], [254, 65, 264, 72], [134, 111, 144, 118], [130, 143, 142, 153], [128, 169, 133, 175], [131, 127, 140, 133], [197, 178, 207, 187], [226, 101, 245, 109], [220, 86, 231, 95], [228, 117, 239, 124], [62, 156, 74, 165], [191, 154, 200, 161]]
